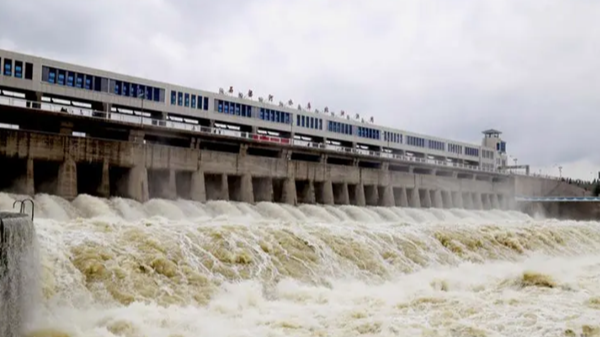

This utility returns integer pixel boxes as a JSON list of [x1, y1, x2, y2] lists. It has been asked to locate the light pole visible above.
[[558, 166, 562, 178]]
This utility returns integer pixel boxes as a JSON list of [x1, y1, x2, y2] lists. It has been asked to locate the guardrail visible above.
[[515, 196, 600, 202], [0, 95, 516, 175]]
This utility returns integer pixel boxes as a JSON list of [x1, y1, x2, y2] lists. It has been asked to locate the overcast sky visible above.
[[0, 0, 598, 179]]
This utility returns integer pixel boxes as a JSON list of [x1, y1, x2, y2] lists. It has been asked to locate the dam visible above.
[[1, 49, 599, 336]]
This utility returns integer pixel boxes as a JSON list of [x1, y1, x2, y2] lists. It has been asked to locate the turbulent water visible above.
[[1, 192, 600, 336]]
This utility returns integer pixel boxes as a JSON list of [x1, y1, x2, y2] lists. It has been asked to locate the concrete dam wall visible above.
[[0, 129, 523, 210]]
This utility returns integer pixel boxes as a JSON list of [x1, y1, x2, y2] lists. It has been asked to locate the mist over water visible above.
[[1, 192, 600, 336]]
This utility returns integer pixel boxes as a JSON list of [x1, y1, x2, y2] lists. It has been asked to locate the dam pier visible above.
[[0, 48, 591, 216]]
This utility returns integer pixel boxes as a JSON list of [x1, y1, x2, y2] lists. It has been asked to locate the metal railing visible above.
[[0, 95, 535, 176]]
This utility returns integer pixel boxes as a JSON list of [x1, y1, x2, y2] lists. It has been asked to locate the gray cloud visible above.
[[0, 0, 598, 178]]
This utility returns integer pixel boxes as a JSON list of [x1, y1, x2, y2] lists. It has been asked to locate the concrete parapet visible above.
[[56, 156, 77, 200]]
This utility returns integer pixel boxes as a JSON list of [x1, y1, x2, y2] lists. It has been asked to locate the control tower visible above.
[[482, 129, 507, 169]]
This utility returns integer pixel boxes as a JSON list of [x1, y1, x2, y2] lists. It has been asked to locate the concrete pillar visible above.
[[221, 174, 229, 201], [432, 190, 443, 208], [97, 160, 110, 198], [365, 185, 379, 206], [127, 165, 149, 203], [190, 170, 206, 202], [452, 191, 463, 209], [321, 181, 334, 205], [23, 158, 35, 197], [253, 178, 274, 202], [334, 183, 350, 205], [354, 184, 366, 207], [442, 190, 454, 209], [463, 192, 473, 209], [282, 177, 297, 205], [397, 187, 409, 207], [473, 192, 483, 210], [56, 156, 77, 200], [301, 180, 316, 204], [381, 186, 394, 207], [491, 194, 500, 209], [421, 189, 432, 208], [482, 194, 491, 210], [165, 169, 177, 200], [239, 174, 254, 203], [409, 188, 421, 208]]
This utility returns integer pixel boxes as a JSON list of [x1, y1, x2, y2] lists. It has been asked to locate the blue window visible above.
[[203, 97, 209, 110], [58, 70, 65, 85], [184, 93, 190, 107], [235, 104, 240, 115], [75, 74, 83, 88], [225, 102, 230, 113], [218, 101, 223, 112], [84, 76, 92, 90], [171, 91, 176, 105], [3, 59, 12, 76], [191, 95, 196, 109], [66, 72, 74, 87], [115, 81, 121, 94], [259, 108, 264, 119], [130, 84, 137, 97], [145, 86, 152, 100], [48, 68, 56, 84], [122, 82, 129, 96], [177, 92, 183, 106], [14, 61, 22, 78]]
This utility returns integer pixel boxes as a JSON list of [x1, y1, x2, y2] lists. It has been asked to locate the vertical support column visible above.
[[97, 160, 110, 198], [452, 191, 463, 209], [56, 156, 77, 200], [190, 170, 206, 202], [398, 187, 409, 207], [409, 188, 421, 208], [421, 189, 432, 208], [221, 174, 229, 201], [482, 194, 491, 210], [166, 169, 177, 200], [381, 186, 395, 207], [463, 192, 473, 209], [321, 180, 334, 205], [24, 157, 35, 197], [127, 165, 149, 203], [365, 185, 379, 206], [253, 178, 273, 202], [239, 174, 254, 203], [472, 192, 483, 210], [334, 183, 350, 205], [282, 177, 297, 205], [301, 180, 316, 204], [355, 183, 366, 207], [442, 191, 454, 209], [491, 194, 500, 209], [432, 190, 443, 208]]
